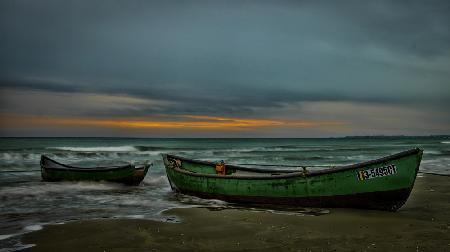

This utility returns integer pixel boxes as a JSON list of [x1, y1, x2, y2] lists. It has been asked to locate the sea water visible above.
[[0, 137, 449, 249]]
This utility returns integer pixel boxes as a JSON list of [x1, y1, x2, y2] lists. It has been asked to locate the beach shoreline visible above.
[[19, 174, 450, 251]]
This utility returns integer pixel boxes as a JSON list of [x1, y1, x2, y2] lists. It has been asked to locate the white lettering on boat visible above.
[[357, 164, 397, 181]]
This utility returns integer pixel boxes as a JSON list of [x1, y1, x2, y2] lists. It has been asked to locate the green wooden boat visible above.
[[40, 155, 150, 185], [163, 148, 423, 211]]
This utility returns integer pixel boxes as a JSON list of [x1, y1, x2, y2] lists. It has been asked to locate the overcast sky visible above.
[[0, 0, 449, 137]]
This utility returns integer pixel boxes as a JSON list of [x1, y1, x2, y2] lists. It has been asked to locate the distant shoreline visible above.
[[1, 135, 449, 139]]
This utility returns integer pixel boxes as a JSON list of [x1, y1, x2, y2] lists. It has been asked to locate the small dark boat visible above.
[[163, 148, 423, 211], [40, 155, 150, 185]]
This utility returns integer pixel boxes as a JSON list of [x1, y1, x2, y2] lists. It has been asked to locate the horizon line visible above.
[[0, 135, 449, 139]]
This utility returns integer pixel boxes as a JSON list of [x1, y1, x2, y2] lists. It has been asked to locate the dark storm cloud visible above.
[[304, 1, 450, 57], [0, 77, 81, 93], [1, 0, 449, 118], [1, 75, 421, 119]]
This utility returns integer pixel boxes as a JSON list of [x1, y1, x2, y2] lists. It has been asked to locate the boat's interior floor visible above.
[[44, 164, 130, 170], [233, 170, 299, 177], [178, 164, 335, 177]]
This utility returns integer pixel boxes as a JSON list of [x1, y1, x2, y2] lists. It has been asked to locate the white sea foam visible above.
[[441, 141, 450, 144], [23, 225, 42, 231], [47, 146, 138, 152], [0, 182, 122, 197], [144, 175, 169, 186], [137, 151, 164, 156], [125, 215, 145, 219], [0, 234, 14, 240], [424, 150, 441, 155], [0, 153, 41, 162], [175, 194, 228, 207]]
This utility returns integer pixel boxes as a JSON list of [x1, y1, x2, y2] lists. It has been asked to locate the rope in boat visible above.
[[235, 164, 450, 177], [236, 163, 334, 167]]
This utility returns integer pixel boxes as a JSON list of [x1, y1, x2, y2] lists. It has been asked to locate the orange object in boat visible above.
[[215, 161, 226, 175]]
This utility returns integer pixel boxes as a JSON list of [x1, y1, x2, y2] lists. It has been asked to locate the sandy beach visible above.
[[21, 174, 450, 251]]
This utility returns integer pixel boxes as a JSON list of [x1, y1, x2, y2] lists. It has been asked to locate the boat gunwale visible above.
[[40, 155, 134, 172], [164, 148, 422, 180], [135, 163, 152, 171]]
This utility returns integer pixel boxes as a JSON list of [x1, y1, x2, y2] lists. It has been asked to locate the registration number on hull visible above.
[[357, 164, 397, 181]]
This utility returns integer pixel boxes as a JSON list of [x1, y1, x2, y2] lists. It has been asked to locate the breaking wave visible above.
[[47, 146, 139, 152], [135, 146, 193, 151], [0, 182, 124, 197], [46, 145, 191, 153]]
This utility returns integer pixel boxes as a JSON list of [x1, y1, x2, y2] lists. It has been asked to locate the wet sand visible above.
[[22, 174, 450, 251]]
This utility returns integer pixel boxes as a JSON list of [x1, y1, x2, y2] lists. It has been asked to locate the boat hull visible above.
[[172, 187, 412, 211], [41, 156, 150, 185], [163, 148, 423, 211]]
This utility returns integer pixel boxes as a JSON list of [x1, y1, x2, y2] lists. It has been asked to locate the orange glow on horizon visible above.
[[1, 114, 346, 131]]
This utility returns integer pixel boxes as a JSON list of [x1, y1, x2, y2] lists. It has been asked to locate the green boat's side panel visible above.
[[164, 151, 421, 198], [43, 167, 135, 182], [181, 162, 218, 175]]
